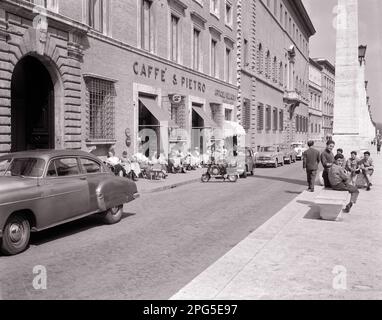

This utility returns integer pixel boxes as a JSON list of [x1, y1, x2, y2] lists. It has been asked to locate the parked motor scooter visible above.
[[201, 160, 238, 183]]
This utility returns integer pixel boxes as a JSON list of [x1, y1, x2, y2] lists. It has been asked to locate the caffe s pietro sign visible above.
[[133, 61, 206, 93]]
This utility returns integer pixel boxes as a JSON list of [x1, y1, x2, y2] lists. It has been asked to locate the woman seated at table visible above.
[[105, 149, 126, 177]]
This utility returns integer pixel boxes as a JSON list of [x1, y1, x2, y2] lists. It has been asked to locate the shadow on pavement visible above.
[[285, 190, 302, 195], [297, 200, 321, 220], [253, 174, 307, 186], [30, 211, 136, 246]]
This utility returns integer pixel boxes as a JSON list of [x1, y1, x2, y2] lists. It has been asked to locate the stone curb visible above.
[[139, 177, 201, 194]]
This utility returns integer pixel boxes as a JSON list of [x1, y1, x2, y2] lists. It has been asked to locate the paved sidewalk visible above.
[[136, 168, 204, 194], [171, 150, 382, 300]]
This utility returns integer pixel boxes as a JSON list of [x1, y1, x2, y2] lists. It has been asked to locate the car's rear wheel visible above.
[[1, 215, 30, 256], [102, 205, 123, 225], [201, 174, 210, 183]]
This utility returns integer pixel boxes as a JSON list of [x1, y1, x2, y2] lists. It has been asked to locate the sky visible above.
[[303, 0, 382, 124]]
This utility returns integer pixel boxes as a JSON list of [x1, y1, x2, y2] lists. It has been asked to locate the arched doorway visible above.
[[11, 55, 55, 152]]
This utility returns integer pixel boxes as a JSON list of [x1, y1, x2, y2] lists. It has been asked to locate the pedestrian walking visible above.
[[345, 151, 361, 186], [358, 151, 374, 191], [377, 138, 381, 155], [329, 154, 359, 213], [320, 140, 335, 188], [303, 140, 320, 192]]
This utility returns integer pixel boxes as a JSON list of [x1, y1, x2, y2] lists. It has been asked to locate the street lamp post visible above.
[[358, 45, 367, 65]]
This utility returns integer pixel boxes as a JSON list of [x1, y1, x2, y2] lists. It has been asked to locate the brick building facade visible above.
[[0, 0, 239, 157], [314, 58, 335, 141], [308, 58, 323, 142], [237, 0, 315, 150]]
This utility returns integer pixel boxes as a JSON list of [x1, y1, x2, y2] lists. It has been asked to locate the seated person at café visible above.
[[329, 154, 359, 213], [358, 151, 374, 191], [105, 149, 126, 177]]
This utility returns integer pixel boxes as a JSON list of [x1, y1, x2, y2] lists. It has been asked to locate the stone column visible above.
[[0, 8, 11, 153]]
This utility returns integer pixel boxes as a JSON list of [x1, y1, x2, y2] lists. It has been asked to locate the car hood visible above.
[[257, 152, 277, 156], [0, 176, 38, 192]]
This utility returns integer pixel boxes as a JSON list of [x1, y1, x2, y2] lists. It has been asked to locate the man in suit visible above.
[[303, 140, 321, 192]]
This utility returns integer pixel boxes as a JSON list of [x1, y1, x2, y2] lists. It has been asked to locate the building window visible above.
[[210, 0, 219, 17], [273, 0, 278, 16], [242, 99, 251, 130], [88, 0, 106, 33], [265, 51, 271, 79], [225, 47, 231, 83], [141, 0, 153, 51], [170, 14, 179, 62], [257, 104, 264, 131], [243, 39, 249, 67], [272, 57, 277, 82], [193, 28, 201, 71], [225, 109, 233, 121], [28, 0, 59, 12], [279, 61, 283, 85], [211, 39, 217, 77], [257, 43, 263, 74], [85, 77, 116, 141], [279, 110, 283, 132], [225, 1, 233, 27], [273, 108, 278, 131], [296, 115, 299, 132], [266, 106, 271, 131]]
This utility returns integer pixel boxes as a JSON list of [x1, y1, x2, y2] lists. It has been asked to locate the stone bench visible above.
[[314, 189, 351, 221]]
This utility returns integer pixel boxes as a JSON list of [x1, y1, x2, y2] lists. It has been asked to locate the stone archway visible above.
[[0, 17, 85, 154], [11, 55, 55, 151]]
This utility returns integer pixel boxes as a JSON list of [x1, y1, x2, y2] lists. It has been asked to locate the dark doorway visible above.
[[11, 55, 55, 152]]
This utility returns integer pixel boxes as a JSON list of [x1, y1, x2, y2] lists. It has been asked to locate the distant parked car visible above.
[[291, 142, 307, 161], [235, 147, 256, 177], [0, 150, 139, 255], [255, 146, 284, 168], [280, 144, 297, 164]]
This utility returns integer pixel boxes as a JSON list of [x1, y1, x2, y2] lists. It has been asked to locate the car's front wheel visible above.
[[1, 215, 31, 256], [102, 205, 123, 225]]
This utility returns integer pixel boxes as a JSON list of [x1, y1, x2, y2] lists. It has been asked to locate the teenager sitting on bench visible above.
[[328, 154, 359, 213]]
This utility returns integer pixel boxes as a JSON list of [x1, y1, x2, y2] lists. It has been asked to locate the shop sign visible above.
[[215, 89, 236, 102], [133, 61, 206, 93], [172, 95, 182, 103]]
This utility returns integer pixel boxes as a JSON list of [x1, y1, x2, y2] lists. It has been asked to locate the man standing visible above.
[[358, 151, 374, 191], [321, 140, 335, 188], [303, 140, 320, 192], [329, 154, 359, 213]]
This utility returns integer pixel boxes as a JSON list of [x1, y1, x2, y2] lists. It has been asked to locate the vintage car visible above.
[[280, 144, 297, 164], [255, 146, 284, 168], [291, 142, 308, 161], [234, 147, 256, 178], [0, 150, 139, 255]]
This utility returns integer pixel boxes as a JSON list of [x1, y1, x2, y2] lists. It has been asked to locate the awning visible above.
[[223, 121, 246, 138], [139, 97, 177, 128], [192, 106, 218, 128]]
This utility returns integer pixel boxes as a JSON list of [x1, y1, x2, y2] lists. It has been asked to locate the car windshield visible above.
[[0, 157, 46, 178], [261, 147, 276, 152]]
